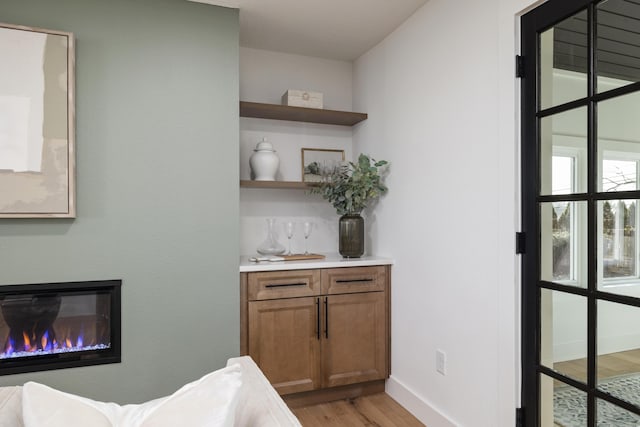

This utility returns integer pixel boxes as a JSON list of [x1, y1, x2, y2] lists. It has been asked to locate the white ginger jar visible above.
[[250, 138, 279, 181]]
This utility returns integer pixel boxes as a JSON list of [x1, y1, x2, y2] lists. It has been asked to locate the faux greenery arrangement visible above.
[[312, 153, 389, 215]]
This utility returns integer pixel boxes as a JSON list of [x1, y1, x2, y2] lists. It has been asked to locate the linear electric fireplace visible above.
[[0, 280, 121, 375]]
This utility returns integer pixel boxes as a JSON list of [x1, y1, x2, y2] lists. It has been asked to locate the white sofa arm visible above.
[[227, 356, 301, 427], [0, 386, 22, 427], [0, 357, 301, 427]]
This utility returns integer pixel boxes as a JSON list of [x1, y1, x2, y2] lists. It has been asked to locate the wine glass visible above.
[[284, 221, 295, 255], [303, 222, 313, 255]]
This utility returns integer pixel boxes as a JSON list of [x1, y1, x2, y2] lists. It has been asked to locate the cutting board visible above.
[[280, 254, 326, 261]]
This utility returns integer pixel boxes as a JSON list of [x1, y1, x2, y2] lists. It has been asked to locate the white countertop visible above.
[[239, 253, 394, 272]]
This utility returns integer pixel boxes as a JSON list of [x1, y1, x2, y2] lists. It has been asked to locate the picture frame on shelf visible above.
[[0, 22, 75, 218], [301, 148, 345, 183]]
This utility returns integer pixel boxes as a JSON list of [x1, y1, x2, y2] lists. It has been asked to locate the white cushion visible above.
[[22, 364, 242, 427]]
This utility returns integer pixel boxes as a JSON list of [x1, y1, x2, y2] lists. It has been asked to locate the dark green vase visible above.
[[339, 213, 364, 258]]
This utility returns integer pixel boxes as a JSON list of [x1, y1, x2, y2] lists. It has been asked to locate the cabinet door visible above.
[[321, 292, 387, 388], [248, 297, 321, 395]]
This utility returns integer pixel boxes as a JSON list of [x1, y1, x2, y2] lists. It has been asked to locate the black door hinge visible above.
[[516, 232, 526, 254], [516, 407, 525, 427], [516, 55, 525, 78]]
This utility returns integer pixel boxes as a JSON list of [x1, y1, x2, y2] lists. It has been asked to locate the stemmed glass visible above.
[[303, 222, 313, 255], [284, 221, 295, 255]]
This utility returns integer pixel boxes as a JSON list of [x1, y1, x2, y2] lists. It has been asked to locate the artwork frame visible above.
[[0, 22, 75, 218], [301, 148, 345, 183]]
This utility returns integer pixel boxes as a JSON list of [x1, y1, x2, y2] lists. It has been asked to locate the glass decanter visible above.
[[256, 218, 286, 255]]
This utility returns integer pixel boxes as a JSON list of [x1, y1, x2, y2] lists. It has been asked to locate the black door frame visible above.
[[520, 1, 630, 426], [522, 0, 640, 423]]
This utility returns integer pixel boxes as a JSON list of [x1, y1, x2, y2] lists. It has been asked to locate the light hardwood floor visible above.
[[291, 393, 425, 427], [291, 350, 640, 426], [553, 347, 640, 383]]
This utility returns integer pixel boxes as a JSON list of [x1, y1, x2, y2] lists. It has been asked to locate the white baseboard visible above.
[[385, 375, 458, 427], [554, 333, 640, 362]]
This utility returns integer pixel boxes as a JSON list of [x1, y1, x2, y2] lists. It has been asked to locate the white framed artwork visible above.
[[301, 148, 345, 183], [0, 23, 75, 218]]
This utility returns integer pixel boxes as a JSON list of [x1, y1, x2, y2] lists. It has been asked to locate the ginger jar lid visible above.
[[254, 138, 275, 152]]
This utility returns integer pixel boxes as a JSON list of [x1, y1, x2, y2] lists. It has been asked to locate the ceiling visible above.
[[189, 0, 427, 61], [554, 2, 640, 83]]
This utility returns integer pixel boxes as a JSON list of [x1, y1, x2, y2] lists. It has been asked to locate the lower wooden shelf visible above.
[[240, 180, 316, 189]]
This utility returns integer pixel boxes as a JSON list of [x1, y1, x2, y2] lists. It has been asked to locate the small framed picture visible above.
[[301, 148, 345, 183]]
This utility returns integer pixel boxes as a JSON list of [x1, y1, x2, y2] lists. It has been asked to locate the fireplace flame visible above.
[[41, 331, 53, 352], [4, 337, 15, 356], [22, 332, 32, 352], [1, 327, 93, 359]]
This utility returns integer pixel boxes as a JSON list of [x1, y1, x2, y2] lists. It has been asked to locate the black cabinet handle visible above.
[[335, 278, 373, 283], [324, 297, 329, 339], [265, 282, 306, 288], [316, 298, 320, 340]]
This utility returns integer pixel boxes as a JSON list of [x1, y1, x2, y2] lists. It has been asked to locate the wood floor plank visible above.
[[291, 392, 424, 427], [353, 397, 409, 426], [365, 393, 424, 426], [554, 348, 640, 383]]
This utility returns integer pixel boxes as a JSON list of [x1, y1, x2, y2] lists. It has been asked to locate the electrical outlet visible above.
[[436, 349, 447, 375]]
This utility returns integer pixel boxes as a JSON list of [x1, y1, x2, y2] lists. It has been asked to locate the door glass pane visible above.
[[597, 301, 640, 407], [597, 0, 640, 93], [598, 92, 640, 192], [541, 107, 588, 195], [541, 202, 587, 287], [540, 9, 588, 110], [547, 373, 588, 426], [598, 199, 638, 289], [541, 289, 588, 382], [597, 399, 640, 426]]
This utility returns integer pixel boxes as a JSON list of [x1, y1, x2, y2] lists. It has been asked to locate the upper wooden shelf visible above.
[[239, 101, 367, 126]]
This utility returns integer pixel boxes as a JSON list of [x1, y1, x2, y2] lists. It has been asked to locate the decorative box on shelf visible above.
[[281, 89, 323, 109]]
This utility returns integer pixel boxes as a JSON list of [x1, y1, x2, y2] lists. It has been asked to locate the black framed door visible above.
[[521, 0, 640, 425]]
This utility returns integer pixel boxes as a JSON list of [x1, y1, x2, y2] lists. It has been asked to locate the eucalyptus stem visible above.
[[311, 154, 388, 216]]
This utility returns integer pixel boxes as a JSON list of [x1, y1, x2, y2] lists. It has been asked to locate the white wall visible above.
[[240, 47, 353, 110], [239, 48, 355, 256], [352, 0, 547, 425]]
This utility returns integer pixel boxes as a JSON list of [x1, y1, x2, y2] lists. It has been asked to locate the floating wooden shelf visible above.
[[240, 180, 320, 189], [240, 101, 367, 126]]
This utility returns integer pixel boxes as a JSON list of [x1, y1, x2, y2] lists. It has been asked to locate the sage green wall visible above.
[[0, 0, 239, 403]]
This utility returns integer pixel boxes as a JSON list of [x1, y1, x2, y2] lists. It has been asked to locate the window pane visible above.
[[541, 289, 588, 383], [597, 399, 640, 426], [598, 199, 637, 286], [597, 0, 640, 93], [541, 107, 588, 195], [541, 201, 587, 287], [540, 9, 588, 109], [602, 159, 637, 192], [553, 156, 574, 195], [597, 301, 640, 408]]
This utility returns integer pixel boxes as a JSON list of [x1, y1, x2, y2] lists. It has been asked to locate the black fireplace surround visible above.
[[0, 280, 121, 375]]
